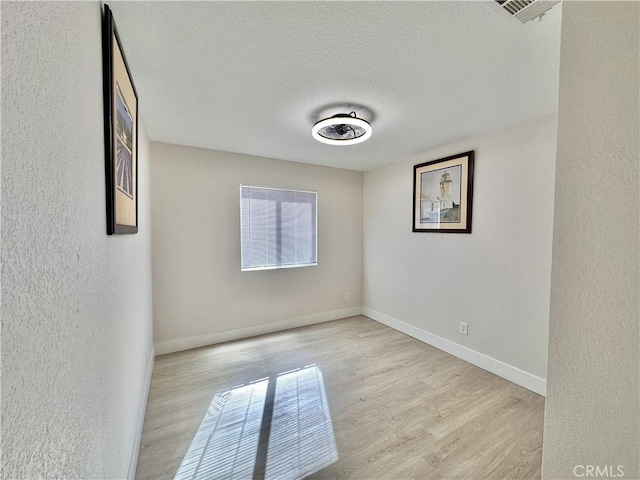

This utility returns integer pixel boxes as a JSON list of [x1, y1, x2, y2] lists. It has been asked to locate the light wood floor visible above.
[[136, 316, 544, 480]]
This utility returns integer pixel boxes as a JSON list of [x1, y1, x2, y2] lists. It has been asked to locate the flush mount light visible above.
[[312, 112, 372, 146]]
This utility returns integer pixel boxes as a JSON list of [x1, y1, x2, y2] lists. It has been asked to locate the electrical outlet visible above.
[[344, 291, 350, 301], [459, 322, 468, 335]]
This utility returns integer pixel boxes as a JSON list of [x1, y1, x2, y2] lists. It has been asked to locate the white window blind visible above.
[[240, 186, 317, 271]]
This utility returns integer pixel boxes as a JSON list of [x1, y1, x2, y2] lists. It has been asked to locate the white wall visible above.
[[542, 2, 639, 478], [151, 142, 362, 353], [1, 3, 154, 479], [363, 116, 557, 394]]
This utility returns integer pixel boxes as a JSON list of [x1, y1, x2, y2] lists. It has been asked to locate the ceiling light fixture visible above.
[[312, 112, 372, 146]]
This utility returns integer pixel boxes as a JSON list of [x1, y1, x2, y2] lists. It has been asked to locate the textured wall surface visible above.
[[542, 3, 639, 478], [363, 116, 557, 380], [151, 142, 363, 344], [1, 3, 154, 479]]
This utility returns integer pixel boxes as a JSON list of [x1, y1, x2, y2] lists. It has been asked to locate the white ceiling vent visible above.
[[495, 0, 560, 24]]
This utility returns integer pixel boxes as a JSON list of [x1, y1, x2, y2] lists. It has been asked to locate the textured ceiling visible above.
[[109, 1, 561, 171]]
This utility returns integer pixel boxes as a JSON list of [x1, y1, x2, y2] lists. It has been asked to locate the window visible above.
[[240, 185, 317, 271]]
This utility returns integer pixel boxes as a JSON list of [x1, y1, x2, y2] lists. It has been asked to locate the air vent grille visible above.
[[495, 0, 560, 23]]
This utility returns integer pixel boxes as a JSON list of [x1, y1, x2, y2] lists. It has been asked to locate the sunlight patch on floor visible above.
[[174, 365, 337, 480]]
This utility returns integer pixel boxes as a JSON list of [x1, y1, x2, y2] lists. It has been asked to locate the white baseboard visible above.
[[154, 306, 363, 356], [362, 307, 546, 396], [127, 345, 155, 480]]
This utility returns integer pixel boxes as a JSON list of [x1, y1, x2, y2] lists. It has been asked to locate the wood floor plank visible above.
[[135, 316, 544, 480]]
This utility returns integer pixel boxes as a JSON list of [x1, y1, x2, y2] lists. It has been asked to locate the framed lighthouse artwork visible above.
[[413, 151, 474, 233]]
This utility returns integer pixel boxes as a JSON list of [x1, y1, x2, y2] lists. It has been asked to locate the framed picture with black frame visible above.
[[413, 151, 474, 233], [103, 4, 138, 235]]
